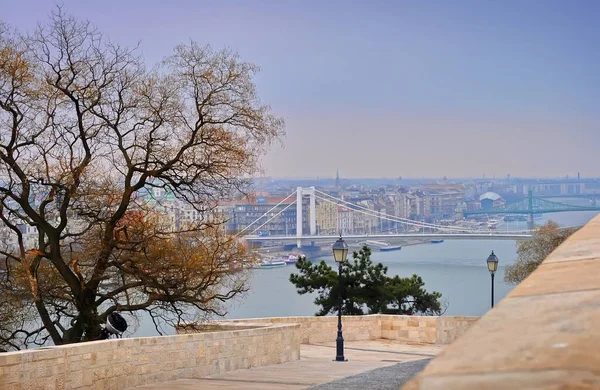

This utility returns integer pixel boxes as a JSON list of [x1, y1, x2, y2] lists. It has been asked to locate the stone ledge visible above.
[[403, 214, 600, 389], [0, 302, 479, 388], [1, 322, 301, 390], [212, 314, 478, 345]]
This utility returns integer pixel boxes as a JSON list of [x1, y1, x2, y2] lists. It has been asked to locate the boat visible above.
[[285, 254, 301, 265], [487, 220, 499, 229], [430, 239, 444, 244], [259, 259, 286, 268], [380, 246, 402, 252]]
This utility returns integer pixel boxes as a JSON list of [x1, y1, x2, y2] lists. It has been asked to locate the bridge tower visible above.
[[527, 190, 534, 229], [296, 187, 316, 248]]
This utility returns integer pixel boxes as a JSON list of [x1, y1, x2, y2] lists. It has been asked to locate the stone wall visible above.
[[435, 316, 479, 344], [403, 214, 600, 389], [208, 314, 478, 345], [215, 315, 382, 344], [0, 312, 478, 389], [380, 315, 477, 344], [0, 322, 300, 390]]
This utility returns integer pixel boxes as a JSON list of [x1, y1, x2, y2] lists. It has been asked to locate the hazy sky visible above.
[[2, 1, 599, 178]]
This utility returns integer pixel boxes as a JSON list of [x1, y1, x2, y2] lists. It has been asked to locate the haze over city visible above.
[[3, 0, 599, 179], [2, 1, 600, 177]]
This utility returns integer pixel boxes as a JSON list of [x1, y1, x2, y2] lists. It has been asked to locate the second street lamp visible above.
[[332, 236, 348, 362], [486, 251, 499, 308]]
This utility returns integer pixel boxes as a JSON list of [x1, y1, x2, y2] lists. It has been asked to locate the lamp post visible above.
[[486, 251, 499, 308], [332, 236, 348, 362]]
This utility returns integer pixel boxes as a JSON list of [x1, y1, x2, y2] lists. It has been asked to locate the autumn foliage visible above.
[[0, 9, 282, 350], [504, 221, 579, 285]]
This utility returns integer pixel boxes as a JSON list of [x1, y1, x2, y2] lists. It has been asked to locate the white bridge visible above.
[[244, 232, 533, 243], [238, 187, 540, 247]]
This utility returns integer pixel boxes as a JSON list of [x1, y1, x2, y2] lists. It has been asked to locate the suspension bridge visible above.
[[238, 187, 543, 248], [463, 190, 600, 228], [536, 193, 600, 200]]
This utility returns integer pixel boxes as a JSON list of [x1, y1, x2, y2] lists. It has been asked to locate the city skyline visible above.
[[260, 172, 599, 181], [3, 0, 599, 178]]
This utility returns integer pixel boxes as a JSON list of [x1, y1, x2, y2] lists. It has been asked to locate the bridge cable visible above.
[[315, 194, 537, 234], [245, 202, 296, 237], [314, 189, 469, 230], [314, 195, 477, 233], [235, 191, 296, 236], [314, 190, 536, 233], [313, 191, 472, 232]]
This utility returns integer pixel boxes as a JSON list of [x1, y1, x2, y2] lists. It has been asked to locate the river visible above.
[[130, 204, 599, 337]]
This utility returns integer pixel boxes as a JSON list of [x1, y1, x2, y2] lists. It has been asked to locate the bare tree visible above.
[[0, 8, 283, 350], [504, 221, 579, 285]]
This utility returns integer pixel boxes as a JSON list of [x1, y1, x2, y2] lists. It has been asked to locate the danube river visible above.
[[131, 205, 598, 337]]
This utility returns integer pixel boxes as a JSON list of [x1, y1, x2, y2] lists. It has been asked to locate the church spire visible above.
[[335, 169, 340, 188]]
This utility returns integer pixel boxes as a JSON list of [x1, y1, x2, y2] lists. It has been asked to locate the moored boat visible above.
[[380, 246, 402, 252], [285, 254, 301, 265], [259, 259, 286, 268], [430, 239, 444, 244]]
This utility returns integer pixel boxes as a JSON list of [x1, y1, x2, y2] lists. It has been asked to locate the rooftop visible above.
[[479, 191, 502, 201]]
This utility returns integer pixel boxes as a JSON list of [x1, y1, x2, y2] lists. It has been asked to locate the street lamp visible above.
[[332, 236, 348, 362], [486, 251, 499, 308]]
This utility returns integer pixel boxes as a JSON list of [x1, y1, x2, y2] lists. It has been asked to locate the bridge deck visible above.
[[245, 233, 532, 242]]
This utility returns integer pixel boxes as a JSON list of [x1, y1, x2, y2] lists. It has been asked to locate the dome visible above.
[[479, 192, 502, 201]]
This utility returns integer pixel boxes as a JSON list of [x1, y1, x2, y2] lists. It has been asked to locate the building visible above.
[[338, 206, 354, 235], [353, 199, 375, 234], [479, 192, 505, 210], [315, 198, 338, 235]]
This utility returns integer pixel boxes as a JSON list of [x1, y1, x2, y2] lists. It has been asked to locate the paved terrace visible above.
[[0, 314, 476, 389], [403, 214, 600, 389], [131, 340, 442, 390]]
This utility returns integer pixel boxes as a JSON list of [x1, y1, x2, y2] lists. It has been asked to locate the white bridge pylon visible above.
[[296, 186, 316, 248]]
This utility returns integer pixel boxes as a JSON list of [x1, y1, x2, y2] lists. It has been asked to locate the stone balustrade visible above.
[[0, 321, 300, 390], [203, 314, 478, 345], [0, 313, 476, 389], [0, 306, 477, 389], [403, 214, 600, 389]]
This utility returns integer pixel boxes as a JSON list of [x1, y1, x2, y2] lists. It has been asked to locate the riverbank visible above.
[[259, 238, 434, 260]]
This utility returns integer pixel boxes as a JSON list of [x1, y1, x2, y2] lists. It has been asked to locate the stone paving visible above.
[[309, 359, 432, 390], [130, 340, 442, 390]]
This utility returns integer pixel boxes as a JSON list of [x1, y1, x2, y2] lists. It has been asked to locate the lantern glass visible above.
[[486, 251, 499, 273], [332, 237, 348, 263]]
